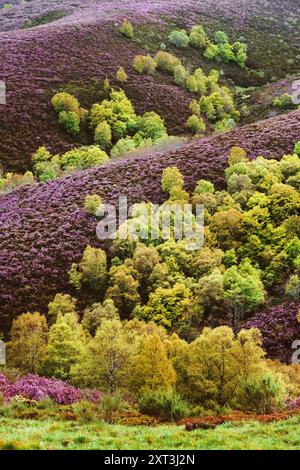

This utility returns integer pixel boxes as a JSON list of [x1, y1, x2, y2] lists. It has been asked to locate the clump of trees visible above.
[[166, 24, 247, 68], [51, 92, 87, 136], [31, 145, 109, 182], [90, 89, 169, 158], [6, 307, 287, 415], [204, 31, 248, 68]]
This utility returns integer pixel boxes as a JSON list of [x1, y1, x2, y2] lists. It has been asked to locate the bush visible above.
[[189, 25, 207, 48], [84, 194, 103, 216], [240, 373, 287, 414], [116, 66, 128, 84], [133, 55, 156, 74], [186, 115, 206, 134], [51, 92, 80, 115], [155, 51, 181, 74], [214, 31, 229, 45], [295, 141, 300, 156], [168, 30, 189, 49], [173, 65, 188, 86], [194, 179, 215, 195], [111, 137, 137, 159], [272, 94, 294, 109], [94, 121, 112, 150], [162, 166, 184, 194], [139, 389, 191, 422], [185, 75, 198, 94], [58, 111, 80, 136], [60, 146, 109, 170], [100, 394, 127, 423], [119, 19, 134, 39]]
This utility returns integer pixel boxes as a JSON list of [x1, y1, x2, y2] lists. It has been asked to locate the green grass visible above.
[[0, 417, 300, 450]]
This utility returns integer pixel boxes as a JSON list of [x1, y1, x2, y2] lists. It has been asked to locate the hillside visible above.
[[0, 0, 299, 172], [0, 110, 299, 332]]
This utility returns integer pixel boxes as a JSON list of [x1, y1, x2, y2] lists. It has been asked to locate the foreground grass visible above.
[[0, 417, 300, 450]]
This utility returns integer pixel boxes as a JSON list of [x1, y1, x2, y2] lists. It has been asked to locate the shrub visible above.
[[116, 66, 128, 84], [139, 389, 191, 422], [186, 115, 206, 134], [58, 111, 80, 136], [94, 121, 112, 150], [168, 30, 189, 49], [119, 19, 134, 39], [162, 166, 184, 194], [100, 394, 127, 423], [133, 55, 156, 75], [60, 146, 109, 170], [173, 64, 188, 86], [155, 51, 181, 74], [272, 93, 294, 109], [111, 137, 137, 158], [295, 141, 300, 156], [194, 179, 215, 195], [185, 75, 198, 94], [240, 373, 287, 414], [214, 31, 229, 45], [84, 194, 103, 216], [189, 25, 207, 48], [51, 92, 80, 115]]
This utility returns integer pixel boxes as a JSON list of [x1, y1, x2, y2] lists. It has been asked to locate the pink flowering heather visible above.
[[0, 373, 101, 405], [245, 302, 300, 363]]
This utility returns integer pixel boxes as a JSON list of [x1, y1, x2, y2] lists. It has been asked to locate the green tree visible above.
[[189, 25, 207, 48], [155, 51, 181, 74], [186, 327, 265, 405], [82, 300, 120, 336], [186, 115, 206, 134], [58, 110, 80, 136], [48, 294, 77, 322], [129, 333, 176, 394], [7, 313, 48, 374], [133, 55, 156, 74], [223, 260, 265, 321], [119, 19, 134, 39], [71, 319, 134, 392], [94, 121, 112, 150], [116, 66, 128, 84], [41, 312, 85, 380], [168, 30, 189, 49], [134, 282, 201, 330], [84, 194, 103, 216], [69, 245, 107, 295], [51, 92, 80, 115], [161, 167, 184, 194], [106, 262, 141, 318]]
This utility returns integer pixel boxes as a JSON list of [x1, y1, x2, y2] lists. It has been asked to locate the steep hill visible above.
[[0, 0, 299, 172], [0, 110, 299, 331]]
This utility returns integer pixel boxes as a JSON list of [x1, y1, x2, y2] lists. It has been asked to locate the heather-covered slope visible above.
[[0, 19, 191, 172], [0, 0, 299, 172], [0, 110, 299, 332]]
